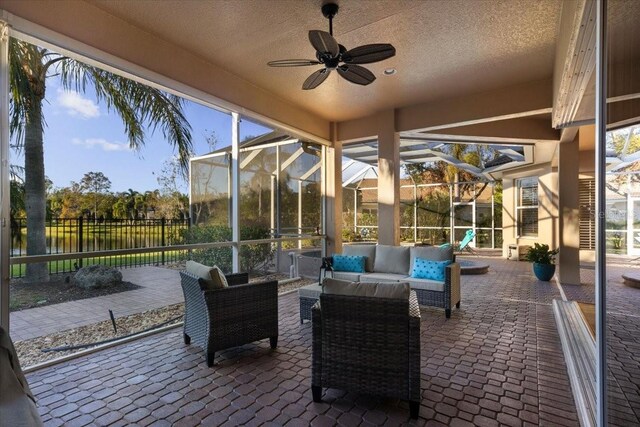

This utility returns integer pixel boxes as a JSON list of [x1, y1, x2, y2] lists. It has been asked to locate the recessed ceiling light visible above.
[[383, 68, 397, 76]]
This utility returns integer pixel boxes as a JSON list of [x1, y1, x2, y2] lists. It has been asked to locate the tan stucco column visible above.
[[324, 135, 342, 255], [377, 110, 400, 246], [558, 137, 581, 285]]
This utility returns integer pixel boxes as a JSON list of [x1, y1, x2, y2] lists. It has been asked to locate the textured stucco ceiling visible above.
[[90, 0, 562, 122]]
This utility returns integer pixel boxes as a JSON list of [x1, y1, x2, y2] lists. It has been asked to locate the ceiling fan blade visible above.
[[342, 44, 396, 64], [309, 30, 339, 57], [337, 65, 376, 86], [302, 69, 331, 90], [267, 59, 321, 67]]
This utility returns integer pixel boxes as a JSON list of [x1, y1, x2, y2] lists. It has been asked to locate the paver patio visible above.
[[10, 267, 182, 342], [24, 258, 582, 426], [560, 262, 640, 426]]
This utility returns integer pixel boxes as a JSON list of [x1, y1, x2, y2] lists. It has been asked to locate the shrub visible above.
[[179, 224, 274, 274], [524, 243, 558, 265]]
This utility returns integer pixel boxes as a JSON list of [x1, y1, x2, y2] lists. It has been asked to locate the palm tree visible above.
[[9, 39, 193, 282]]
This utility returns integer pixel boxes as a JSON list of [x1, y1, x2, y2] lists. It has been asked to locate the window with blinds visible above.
[[516, 177, 538, 237], [579, 178, 596, 250]]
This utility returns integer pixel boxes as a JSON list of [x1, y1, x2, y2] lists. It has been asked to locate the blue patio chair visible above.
[[440, 229, 477, 256]]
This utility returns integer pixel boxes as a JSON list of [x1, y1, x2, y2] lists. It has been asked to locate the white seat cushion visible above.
[[332, 271, 361, 282], [359, 273, 410, 283], [406, 278, 445, 292]]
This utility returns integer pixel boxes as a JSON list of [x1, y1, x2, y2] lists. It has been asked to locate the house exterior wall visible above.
[[502, 163, 558, 259]]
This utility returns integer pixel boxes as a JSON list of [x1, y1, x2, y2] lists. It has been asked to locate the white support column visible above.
[[270, 175, 276, 236], [558, 138, 581, 285], [0, 22, 9, 331], [231, 113, 240, 273], [298, 180, 303, 249], [353, 188, 357, 233], [323, 129, 342, 255], [377, 110, 400, 245], [449, 184, 454, 244], [627, 175, 633, 253], [491, 187, 495, 249], [413, 184, 418, 243], [595, 1, 608, 424]]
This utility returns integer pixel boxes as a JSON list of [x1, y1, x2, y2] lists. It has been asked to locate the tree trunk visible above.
[[24, 97, 49, 282]]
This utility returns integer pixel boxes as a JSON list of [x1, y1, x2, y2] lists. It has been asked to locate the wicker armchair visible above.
[[311, 291, 421, 419], [180, 271, 278, 367]]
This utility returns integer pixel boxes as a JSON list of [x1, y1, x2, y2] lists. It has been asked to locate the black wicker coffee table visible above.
[[298, 283, 322, 323]]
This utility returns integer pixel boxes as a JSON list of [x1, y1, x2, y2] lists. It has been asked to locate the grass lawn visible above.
[[11, 250, 186, 278]]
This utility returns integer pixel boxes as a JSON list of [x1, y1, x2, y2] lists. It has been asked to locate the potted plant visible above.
[[524, 243, 559, 281]]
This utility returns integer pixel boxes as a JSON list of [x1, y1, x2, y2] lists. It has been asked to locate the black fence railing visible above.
[[10, 217, 190, 278]]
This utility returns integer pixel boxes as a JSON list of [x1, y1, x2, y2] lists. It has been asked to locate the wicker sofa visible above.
[[324, 244, 461, 318], [180, 271, 278, 366], [311, 281, 421, 419]]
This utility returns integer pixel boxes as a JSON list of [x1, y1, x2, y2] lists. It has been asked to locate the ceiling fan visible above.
[[267, 3, 396, 90]]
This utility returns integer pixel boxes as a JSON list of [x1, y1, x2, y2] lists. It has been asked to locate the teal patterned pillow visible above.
[[332, 255, 366, 273], [411, 258, 451, 281]]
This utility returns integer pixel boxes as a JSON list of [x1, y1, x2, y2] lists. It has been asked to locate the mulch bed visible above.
[[16, 275, 315, 367], [10, 275, 140, 311], [16, 303, 184, 367]]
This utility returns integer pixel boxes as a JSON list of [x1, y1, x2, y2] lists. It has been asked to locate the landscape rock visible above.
[[73, 265, 123, 289]]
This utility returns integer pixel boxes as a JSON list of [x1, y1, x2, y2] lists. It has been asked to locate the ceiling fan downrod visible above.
[[321, 3, 339, 36]]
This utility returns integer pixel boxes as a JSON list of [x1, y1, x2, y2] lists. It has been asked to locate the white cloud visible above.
[[71, 138, 131, 152], [57, 89, 100, 119]]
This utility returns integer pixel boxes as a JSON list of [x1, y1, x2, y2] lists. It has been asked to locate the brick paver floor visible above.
[[26, 258, 580, 426], [11, 267, 182, 342], [560, 262, 640, 426]]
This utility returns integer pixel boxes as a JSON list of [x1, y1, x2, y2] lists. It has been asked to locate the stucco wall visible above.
[[502, 163, 558, 258]]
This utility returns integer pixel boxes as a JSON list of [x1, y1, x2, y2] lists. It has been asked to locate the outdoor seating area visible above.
[[23, 257, 582, 426], [325, 244, 461, 318], [180, 266, 279, 367], [1, 1, 639, 426]]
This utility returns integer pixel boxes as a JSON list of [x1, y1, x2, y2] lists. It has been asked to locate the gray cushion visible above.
[[186, 260, 226, 290], [342, 244, 376, 272], [359, 273, 410, 283], [322, 278, 355, 288], [298, 283, 324, 298], [373, 245, 410, 275], [323, 280, 410, 300], [211, 266, 228, 288], [406, 278, 445, 292], [409, 245, 454, 273], [332, 271, 362, 282]]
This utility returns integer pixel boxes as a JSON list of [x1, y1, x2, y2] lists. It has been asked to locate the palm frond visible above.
[[59, 60, 193, 172]]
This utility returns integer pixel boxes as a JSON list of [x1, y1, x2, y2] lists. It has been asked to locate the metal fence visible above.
[[10, 217, 190, 278]]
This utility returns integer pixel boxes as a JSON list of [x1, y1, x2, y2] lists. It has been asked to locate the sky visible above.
[[11, 72, 272, 193]]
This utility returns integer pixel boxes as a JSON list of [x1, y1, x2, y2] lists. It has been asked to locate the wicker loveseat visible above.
[[311, 280, 421, 419], [324, 244, 461, 318], [180, 270, 278, 366]]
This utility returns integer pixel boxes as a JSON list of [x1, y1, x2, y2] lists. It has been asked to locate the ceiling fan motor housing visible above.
[[321, 3, 339, 20]]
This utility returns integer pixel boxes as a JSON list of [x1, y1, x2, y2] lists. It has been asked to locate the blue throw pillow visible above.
[[411, 258, 451, 281], [332, 255, 366, 273]]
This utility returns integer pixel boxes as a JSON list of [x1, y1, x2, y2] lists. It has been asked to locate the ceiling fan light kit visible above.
[[267, 3, 396, 90]]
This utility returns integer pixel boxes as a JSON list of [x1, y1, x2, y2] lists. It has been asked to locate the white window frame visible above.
[[516, 177, 539, 238]]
